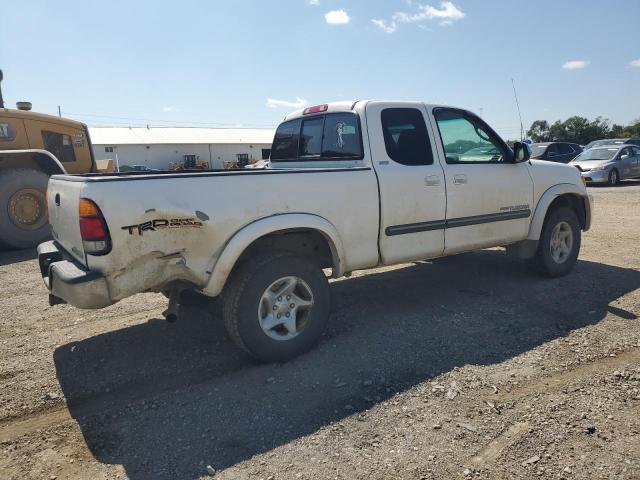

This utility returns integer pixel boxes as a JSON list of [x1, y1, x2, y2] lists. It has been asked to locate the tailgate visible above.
[[47, 177, 86, 265]]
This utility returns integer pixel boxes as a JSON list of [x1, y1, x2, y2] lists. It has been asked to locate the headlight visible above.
[[590, 165, 608, 172]]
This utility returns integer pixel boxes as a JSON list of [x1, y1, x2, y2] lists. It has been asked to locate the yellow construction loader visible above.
[[0, 69, 99, 248]]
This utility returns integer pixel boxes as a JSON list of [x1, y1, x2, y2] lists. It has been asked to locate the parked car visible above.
[[570, 144, 640, 185], [530, 142, 582, 163], [245, 159, 270, 169], [584, 138, 640, 150], [37, 100, 592, 362]]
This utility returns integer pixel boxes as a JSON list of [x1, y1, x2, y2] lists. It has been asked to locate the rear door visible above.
[[366, 102, 446, 264], [429, 107, 533, 254], [556, 143, 576, 163]]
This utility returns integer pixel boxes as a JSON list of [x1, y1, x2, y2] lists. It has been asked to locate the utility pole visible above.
[[511, 78, 524, 141], [58, 105, 62, 117], [0, 69, 5, 108]]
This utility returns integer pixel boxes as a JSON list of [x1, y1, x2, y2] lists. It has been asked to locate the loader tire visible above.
[[0, 168, 51, 249]]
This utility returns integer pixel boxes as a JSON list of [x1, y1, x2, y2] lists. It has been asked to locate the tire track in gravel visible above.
[[470, 347, 640, 468]]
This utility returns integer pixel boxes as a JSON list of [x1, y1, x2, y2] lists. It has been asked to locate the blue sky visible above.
[[1, 0, 639, 139]]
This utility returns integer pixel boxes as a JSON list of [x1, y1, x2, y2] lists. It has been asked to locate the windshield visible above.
[[585, 139, 626, 149], [573, 147, 618, 161], [530, 144, 548, 157]]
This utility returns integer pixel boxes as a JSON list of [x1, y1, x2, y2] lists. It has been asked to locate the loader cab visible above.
[[0, 108, 96, 175]]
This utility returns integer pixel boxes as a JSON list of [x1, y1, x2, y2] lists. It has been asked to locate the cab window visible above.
[[433, 109, 507, 164], [271, 113, 362, 161], [381, 108, 434, 166], [270, 119, 301, 161], [42, 130, 76, 162]]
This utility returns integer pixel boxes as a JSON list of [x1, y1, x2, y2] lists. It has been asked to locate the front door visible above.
[[631, 146, 640, 177], [429, 108, 534, 254], [367, 102, 447, 264], [618, 146, 634, 179]]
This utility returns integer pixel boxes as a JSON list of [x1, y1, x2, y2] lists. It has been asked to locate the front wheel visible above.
[[527, 207, 581, 277], [222, 252, 330, 362], [607, 168, 619, 186]]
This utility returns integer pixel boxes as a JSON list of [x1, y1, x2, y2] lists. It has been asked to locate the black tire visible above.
[[527, 207, 581, 278], [607, 168, 619, 186], [222, 251, 330, 362], [0, 168, 51, 249]]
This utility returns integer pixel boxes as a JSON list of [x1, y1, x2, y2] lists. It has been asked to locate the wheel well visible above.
[[32, 152, 64, 175], [546, 194, 586, 229], [235, 229, 335, 273], [0, 151, 63, 176]]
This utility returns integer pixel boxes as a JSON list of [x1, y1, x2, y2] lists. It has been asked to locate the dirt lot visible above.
[[1, 182, 639, 480]]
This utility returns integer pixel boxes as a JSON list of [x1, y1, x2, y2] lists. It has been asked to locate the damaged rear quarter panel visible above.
[[79, 170, 380, 301]]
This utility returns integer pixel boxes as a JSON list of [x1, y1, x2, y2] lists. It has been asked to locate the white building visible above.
[[89, 127, 275, 170]]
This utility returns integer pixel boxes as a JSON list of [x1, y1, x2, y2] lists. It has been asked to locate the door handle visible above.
[[424, 175, 440, 186], [453, 174, 468, 185]]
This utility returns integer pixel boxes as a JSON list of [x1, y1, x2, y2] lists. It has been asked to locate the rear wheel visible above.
[[0, 168, 51, 249], [527, 207, 581, 277], [607, 168, 619, 186], [222, 251, 330, 362]]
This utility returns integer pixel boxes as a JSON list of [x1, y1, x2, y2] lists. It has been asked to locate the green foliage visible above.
[[526, 116, 639, 144]]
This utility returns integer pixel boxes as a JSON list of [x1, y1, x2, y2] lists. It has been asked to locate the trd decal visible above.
[[122, 218, 203, 235], [499, 204, 530, 213]]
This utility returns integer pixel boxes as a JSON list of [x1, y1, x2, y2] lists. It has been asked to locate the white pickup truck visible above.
[[38, 101, 592, 362]]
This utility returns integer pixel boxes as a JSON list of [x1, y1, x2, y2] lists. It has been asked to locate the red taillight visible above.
[[79, 198, 111, 255], [80, 217, 106, 240], [303, 104, 328, 115]]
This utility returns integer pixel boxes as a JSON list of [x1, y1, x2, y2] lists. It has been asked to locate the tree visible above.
[[525, 115, 634, 144], [527, 120, 551, 142]]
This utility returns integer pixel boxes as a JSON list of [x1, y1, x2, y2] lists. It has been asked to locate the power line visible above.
[[63, 111, 277, 128]]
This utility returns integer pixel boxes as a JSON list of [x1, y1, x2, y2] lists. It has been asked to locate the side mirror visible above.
[[512, 141, 530, 163]]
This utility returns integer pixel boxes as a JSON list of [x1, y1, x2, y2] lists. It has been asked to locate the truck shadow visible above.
[[0, 247, 36, 266], [53, 250, 640, 480]]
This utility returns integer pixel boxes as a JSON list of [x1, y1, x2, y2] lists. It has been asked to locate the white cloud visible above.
[[308, 0, 319, 5], [266, 97, 308, 109], [562, 60, 589, 70], [325, 9, 350, 25], [628, 59, 640, 68], [371, 19, 396, 33], [162, 106, 177, 112], [372, 1, 464, 33]]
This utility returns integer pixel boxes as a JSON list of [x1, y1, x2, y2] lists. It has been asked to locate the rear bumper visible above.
[[37, 241, 113, 309]]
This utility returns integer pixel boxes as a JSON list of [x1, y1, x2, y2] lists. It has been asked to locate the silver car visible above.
[[569, 144, 640, 186]]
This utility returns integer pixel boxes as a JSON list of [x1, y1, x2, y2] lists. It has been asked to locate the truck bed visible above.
[[46, 166, 381, 302]]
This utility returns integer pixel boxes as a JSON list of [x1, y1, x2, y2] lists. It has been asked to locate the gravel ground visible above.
[[0, 182, 639, 480]]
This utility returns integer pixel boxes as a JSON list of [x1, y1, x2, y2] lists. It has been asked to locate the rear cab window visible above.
[[270, 113, 363, 162]]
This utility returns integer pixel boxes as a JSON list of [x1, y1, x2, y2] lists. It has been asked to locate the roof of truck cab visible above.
[[282, 100, 451, 122], [0, 108, 86, 128]]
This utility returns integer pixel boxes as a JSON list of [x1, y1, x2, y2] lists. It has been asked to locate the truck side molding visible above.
[[202, 213, 346, 297], [527, 183, 592, 241]]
